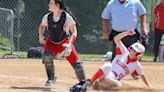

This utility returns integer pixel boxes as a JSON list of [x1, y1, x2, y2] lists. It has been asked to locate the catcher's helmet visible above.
[[130, 42, 145, 57]]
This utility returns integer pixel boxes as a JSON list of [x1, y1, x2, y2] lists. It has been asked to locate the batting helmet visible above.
[[130, 42, 145, 57]]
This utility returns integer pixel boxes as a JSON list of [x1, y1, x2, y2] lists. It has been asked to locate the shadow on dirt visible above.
[[11, 86, 52, 92]]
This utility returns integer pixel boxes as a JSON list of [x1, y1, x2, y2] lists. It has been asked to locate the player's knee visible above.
[[100, 63, 112, 74], [72, 60, 84, 72], [43, 50, 54, 63], [131, 74, 140, 80]]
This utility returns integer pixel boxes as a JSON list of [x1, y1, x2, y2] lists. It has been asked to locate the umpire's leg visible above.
[[154, 29, 164, 61]]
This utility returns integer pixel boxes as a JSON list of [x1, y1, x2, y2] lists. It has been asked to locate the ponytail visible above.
[[55, 0, 80, 25], [64, 6, 80, 26]]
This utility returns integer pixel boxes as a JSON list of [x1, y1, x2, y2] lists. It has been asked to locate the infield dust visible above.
[[0, 59, 164, 92]]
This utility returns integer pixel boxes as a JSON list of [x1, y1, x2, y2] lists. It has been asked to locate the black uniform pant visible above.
[[154, 28, 164, 57]]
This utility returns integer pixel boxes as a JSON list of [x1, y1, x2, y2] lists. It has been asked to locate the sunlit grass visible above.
[[0, 49, 154, 61]]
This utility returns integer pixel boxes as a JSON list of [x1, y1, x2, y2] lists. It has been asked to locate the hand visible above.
[[141, 28, 148, 36], [39, 37, 46, 45], [127, 29, 136, 36], [60, 43, 72, 57], [102, 31, 109, 40], [141, 35, 149, 47], [148, 84, 154, 90]]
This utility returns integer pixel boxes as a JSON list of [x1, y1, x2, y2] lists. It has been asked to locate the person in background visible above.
[[152, 0, 164, 62], [101, 0, 148, 60]]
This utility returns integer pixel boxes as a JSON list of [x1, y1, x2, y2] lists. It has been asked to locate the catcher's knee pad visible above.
[[43, 50, 55, 80], [43, 50, 54, 63], [72, 60, 86, 81]]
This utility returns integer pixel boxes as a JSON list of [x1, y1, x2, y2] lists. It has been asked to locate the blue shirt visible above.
[[101, 0, 146, 32]]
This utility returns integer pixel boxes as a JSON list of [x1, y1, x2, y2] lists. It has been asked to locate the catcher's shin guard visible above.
[[72, 60, 86, 81], [44, 62, 55, 80], [43, 50, 55, 81]]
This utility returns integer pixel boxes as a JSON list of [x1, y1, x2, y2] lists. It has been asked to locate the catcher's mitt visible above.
[[59, 43, 72, 58]]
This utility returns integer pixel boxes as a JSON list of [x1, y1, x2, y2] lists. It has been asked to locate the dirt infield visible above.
[[0, 59, 164, 92]]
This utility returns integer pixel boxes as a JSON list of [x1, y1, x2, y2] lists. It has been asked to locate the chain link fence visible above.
[[0, 7, 17, 58], [0, 0, 160, 58]]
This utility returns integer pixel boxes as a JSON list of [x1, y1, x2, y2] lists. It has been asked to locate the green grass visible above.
[[0, 49, 154, 61], [14, 51, 27, 57], [0, 49, 27, 58], [142, 50, 154, 61], [79, 49, 154, 61], [0, 34, 11, 47], [79, 54, 103, 58]]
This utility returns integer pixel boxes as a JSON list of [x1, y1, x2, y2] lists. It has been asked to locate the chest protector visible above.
[[48, 12, 70, 42]]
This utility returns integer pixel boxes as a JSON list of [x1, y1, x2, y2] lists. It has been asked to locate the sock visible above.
[[91, 69, 104, 82]]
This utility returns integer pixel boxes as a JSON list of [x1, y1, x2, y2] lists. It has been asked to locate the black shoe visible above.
[[70, 79, 91, 92]]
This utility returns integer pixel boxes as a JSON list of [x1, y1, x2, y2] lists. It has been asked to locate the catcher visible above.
[[38, 0, 86, 86], [70, 29, 153, 92]]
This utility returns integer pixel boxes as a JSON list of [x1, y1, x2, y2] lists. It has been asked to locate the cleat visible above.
[[69, 79, 92, 92], [45, 77, 57, 86]]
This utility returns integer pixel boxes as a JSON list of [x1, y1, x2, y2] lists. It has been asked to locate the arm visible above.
[[65, 13, 77, 45], [102, 19, 109, 39], [38, 14, 48, 45], [68, 24, 77, 45], [114, 29, 136, 47], [151, 6, 157, 31], [60, 24, 77, 57], [101, 1, 112, 40], [60, 13, 77, 57], [136, 0, 147, 35], [141, 74, 153, 88], [151, 13, 157, 31], [140, 14, 148, 35], [38, 23, 46, 45]]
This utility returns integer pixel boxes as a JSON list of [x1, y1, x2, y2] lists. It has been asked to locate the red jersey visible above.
[[154, 3, 164, 30]]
